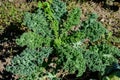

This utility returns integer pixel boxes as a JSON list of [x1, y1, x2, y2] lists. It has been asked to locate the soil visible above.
[[0, 0, 120, 80]]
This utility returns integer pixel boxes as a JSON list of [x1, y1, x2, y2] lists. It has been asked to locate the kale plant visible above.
[[5, 0, 120, 79]]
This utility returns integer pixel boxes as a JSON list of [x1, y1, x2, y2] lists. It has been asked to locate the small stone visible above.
[[0, 61, 4, 71], [9, 0, 14, 2], [101, 18, 105, 22]]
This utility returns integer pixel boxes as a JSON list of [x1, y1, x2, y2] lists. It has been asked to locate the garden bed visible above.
[[0, 0, 120, 80]]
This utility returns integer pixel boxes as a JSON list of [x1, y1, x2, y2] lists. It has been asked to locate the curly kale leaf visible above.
[[57, 44, 86, 77], [62, 31, 85, 44], [51, 0, 67, 21], [16, 32, 51, 49], [6, 47, 53, 76], [84, 43, 120, 75], [60, 7, 82, 42], [63, 7, 81, 31], [81, 13, 107, 42], [23, 9, 52, 37]]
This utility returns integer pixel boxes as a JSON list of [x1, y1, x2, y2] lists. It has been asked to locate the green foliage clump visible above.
[[6, 47, 53, 76], [51, 0, 67, 20], [61, 7, 83, 44], [57, 44, 86, 77], [63, 31, 85, 44], [63, 7, 81, 32], [81, 13, 107, 42], [16, 32, 51, 49], [84, 43, 120, 75], [23, 9, 51, 36]]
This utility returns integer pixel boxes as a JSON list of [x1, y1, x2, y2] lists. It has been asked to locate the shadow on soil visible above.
[[92, 0, 119, 11], [63, 71, 99, 80], [0, 22, 26, 80], [0, 22, 26, 56], [0, 70, 14, 80]]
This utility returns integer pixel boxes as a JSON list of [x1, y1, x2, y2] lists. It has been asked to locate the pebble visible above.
[[9, 0, 14, 2]]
